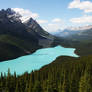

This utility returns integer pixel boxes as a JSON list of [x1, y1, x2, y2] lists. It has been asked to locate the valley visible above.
[[0, 7, 92, 92]]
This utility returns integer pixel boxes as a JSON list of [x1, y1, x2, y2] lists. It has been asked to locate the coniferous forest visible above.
[[0, 56, 92, 92]]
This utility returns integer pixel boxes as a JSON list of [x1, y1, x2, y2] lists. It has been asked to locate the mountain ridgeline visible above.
[[55, 26, 92, 38], [0, 8, 62, 61], [54, 26, 92, 56], [66, 27, 92, 56], [0, 8, 92, 60]]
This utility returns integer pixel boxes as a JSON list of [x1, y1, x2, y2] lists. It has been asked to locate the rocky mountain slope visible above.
[[0, 8, 61, 61]]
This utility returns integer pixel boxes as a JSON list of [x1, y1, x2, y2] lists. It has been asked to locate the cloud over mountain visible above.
[[12, 8, 39, 22]]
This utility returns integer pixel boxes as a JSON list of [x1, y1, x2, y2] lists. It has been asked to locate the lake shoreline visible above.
[[0, 45, 78, 75]]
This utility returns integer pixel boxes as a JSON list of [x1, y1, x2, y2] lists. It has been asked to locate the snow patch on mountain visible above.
[[12, 8, 39, 23]]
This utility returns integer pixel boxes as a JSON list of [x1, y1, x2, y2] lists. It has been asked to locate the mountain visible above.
[[0, 8, 60, 61], [65, 25, 92, 41], [54, 29, 80, 37], [24, 18, 55, 47], [52, 25, 92, 56], [67, 25, 92, 31], [54, 25, 92, 37], [61, 26, 92, 56]]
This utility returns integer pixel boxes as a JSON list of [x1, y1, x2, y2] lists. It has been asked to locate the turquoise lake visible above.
[[0, 46, 78, 75]]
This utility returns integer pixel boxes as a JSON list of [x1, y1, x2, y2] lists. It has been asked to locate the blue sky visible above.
[[0, 0, 92, 32]]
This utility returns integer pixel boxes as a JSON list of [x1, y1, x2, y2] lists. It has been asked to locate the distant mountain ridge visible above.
[[54, 29, 80, 37], [66, 26, 92, 41], [54, 25, 92, 37], [53, 25, 92, 56], [67, 25, 92, 31]]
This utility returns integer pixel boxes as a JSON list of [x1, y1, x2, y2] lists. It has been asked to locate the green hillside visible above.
[[61, 38, 92, 56], [0, 34, 41, 61], [61, 28, 92, 56]]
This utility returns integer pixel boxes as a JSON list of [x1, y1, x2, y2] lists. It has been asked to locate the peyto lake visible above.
[[0, 46, 78, 75]]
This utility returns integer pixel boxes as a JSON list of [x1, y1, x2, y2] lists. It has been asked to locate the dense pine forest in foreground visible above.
[[0, 55, 92, 92]]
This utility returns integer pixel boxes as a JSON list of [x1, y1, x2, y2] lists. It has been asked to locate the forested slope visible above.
[[0, 55, 92, 92]]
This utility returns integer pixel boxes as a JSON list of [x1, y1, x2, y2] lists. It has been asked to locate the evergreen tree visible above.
[[79, 71, 91, 92], [33, 81, 42, 92]]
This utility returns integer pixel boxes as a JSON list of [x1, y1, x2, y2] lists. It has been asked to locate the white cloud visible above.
[[44, 23, 61, 32], [68, 0, 92, 13], [43, 22, 66, 33], [52, 18, 62, 22], [12, 8, 39, 22], [70, 15, 92, 24], [37, 20, 48, 24], [41, 18, 65, 33]]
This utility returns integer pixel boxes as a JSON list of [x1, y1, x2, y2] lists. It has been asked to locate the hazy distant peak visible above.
[[67, 25, 92, 31]]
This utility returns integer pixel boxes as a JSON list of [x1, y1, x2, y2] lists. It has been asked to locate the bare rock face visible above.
[[0, 8, 58, 61]]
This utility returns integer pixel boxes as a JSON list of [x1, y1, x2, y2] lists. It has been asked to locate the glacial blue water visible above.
[[0, 46, 78, 75]]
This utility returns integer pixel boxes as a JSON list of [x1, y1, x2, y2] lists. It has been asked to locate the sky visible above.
[[0, 0, 92, 33]]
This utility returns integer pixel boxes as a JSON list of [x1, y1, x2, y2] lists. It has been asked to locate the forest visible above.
[[0, 55, 92, 92]]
